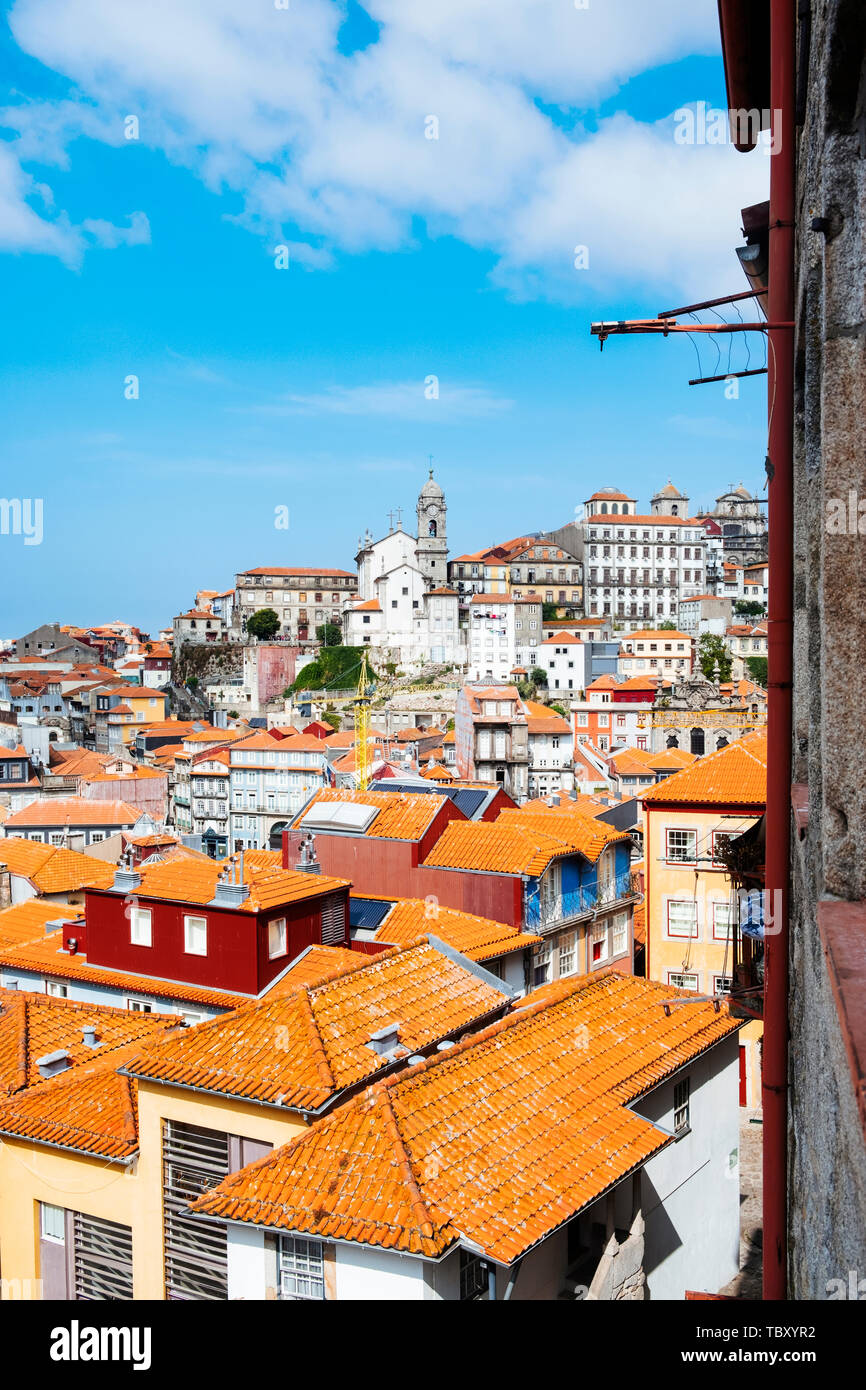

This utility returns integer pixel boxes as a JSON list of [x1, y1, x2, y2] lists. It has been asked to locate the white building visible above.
[[467, 595, 542, 682], [618, 630, 693, 680], [195, 974, 742, 1303], [228, 731, 329, 850], [725, 622, 769, 680], [538, 632, 590, 695], [346, 473, 465, 669], [677, 594, 733, 639], [582, 485, 707, 628]]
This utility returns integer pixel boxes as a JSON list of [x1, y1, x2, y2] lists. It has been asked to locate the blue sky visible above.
[[0, 0, 770, 637]]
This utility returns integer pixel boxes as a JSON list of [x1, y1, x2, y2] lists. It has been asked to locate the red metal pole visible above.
[[763, 0, 796, 1302]]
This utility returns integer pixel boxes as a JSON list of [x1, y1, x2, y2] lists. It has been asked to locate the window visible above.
[[665, 828, 697, 864], [532, 940, 551, 987], [90, 831, 105, 843], [127, 998, 153, 1013], [713, 975, 733, 996], [459, 1249, 490, 1301], [712, 901, 735, 940], [591, 919, 609, 965], [268, 917, 287, 959], [558, 930, 577, 977], [129, 906, 152, 947], [668, 971, 699, 992], [41, 1202, 66, 1244], [46, 981, 68, 998], [673, 1076, 691, 1132], [667, 901, 698, 938], [279, 1236, 325, 1300], [612, 913, 628, 957], [184, 915, 208, 956], [49, 832, 65, 847]]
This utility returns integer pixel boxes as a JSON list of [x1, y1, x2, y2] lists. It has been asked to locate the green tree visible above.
[[542, 603, 560, 622], [316, 622, 342, 647], [656, 620, 678, 630], [529, 666, 548, 686], [697, 633, 733, 682], [320, 709, 341, 731], [734, 600, 766, 618], [745, 656, 768, 687], [186, 676, 199, 691], [246, 608, 280, 641]]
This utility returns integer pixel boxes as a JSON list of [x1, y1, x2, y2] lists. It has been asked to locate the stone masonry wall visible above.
[[788, 0, 866, 1297]]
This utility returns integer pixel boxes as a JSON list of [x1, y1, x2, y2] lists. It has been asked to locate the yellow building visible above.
[[641, 733, 766, 1109], [0, 939, 512, 1299]]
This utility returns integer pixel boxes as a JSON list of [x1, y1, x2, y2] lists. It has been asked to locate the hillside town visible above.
[[0, 0, 863, 1335], [0, 468, 773, 1301]]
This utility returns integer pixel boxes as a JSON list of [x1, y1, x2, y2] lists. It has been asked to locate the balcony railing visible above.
[[524, 870, 639, 934]]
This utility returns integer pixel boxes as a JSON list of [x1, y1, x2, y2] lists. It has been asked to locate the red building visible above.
[[80, 854, 351, 997]]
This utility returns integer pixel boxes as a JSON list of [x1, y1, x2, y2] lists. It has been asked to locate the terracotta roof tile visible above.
[[642, 732, 767, 806], [0, 987, 176, 1096], [125, 858, 350, 914], [191, 973, 741, 1262], [3, 798, 142, 828], [371, 899, 541, 962], [0, 838, 117, 893], [0, 936, 247, 1010], [293, 788, 450, 841], [0, 901, 82, 950], [127, 941, 509, 1111]]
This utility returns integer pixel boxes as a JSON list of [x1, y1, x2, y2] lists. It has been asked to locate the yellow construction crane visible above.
[[353, 652, 372, 791]]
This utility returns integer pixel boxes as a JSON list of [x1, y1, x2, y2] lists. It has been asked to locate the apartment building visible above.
[[228, 731, 330, 851], [618, 629, 693, 679], [233, 568, 358, 645], [581, 487, 707, 626], [467, 594, 542, 682]]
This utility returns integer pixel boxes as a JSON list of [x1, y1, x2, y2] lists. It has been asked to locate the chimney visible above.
[[209, 855, 250, 907], [36, 1049, 72, 1079], [296, 833, 321, 875], [0, 866, 10, 910], [82, 1025, 99, 1049], [367, 1022, 402, 1058]]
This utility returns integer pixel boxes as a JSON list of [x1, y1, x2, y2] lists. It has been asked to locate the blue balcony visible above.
[[524, 870, 638, 934]]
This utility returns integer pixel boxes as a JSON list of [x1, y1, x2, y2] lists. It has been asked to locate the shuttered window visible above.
[[321, 894, 345, 946], [163, 1120, 229, 1301], [73, 1212, 134, 1301]]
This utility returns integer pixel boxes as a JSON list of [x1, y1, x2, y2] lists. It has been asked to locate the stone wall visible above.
[[788, 0, 866, 1298]]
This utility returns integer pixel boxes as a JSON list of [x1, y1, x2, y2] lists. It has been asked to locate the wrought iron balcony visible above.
[[524, 870, 639, 934]]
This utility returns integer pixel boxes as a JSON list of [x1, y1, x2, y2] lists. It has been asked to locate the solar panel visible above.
[[349, 898, 394, 929], [451, 789, 488, 818]]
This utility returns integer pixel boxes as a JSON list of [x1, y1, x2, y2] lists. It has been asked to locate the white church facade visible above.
[[343, 472, 467, 670]]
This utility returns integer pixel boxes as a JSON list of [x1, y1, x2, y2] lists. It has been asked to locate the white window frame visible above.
[[46, 980, 68, 998], [126, 997, 153, 1013], [611, 912, 628, 957], [668, 971, 699, 992], [590, 919, 609, 966], [278, 1236, 325, 1301], [129, 906, 152, 948], [665, 828, 697, 864], [558, 930, 577, 978], [712, 900, 735, 941], [183, 915, 208, 957], [268, 917, 287, 960], [666, 900, 699, 939], [41, 1203, 66, 1244]]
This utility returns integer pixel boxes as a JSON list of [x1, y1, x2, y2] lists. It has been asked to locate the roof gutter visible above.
[[0, 1130, 136, 1166]]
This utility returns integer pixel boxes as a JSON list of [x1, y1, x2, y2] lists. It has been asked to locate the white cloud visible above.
[[2, 0, 768, 297], [252, 380, 513, 420]]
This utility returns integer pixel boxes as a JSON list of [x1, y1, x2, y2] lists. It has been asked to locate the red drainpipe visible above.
[[762, 0, 796, 1302]]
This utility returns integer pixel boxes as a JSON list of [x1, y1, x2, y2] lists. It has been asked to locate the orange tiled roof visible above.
[[191, 973, 740, 1262], [371, 899, 541, 962], [0, 987, 176, 1096], [0, 901, 83, 950], [0, 936, 247, 1011], [126, 857, 350, 914], [127, 941, 509, 1111], [3, 797, 142, 828], [0, 1036, 172, 1162], [642, 732, 767, 807], [261, 945, 367, 994], [293, 788, 450, 841], [0, 838, 117, 893], [496, 806, 632, 863]]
